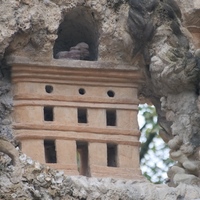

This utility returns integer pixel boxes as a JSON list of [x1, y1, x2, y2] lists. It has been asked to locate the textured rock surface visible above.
[[0, 0, 200, 199], [127, 0, 200, 186], [175, 0, 200, 48], [0, 66, 19, 165], [1, 0, 132, 63], [1, 153, 200, 200]]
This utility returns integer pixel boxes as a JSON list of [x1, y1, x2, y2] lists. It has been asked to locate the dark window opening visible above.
[[45, 85, 53, 93], [79, 88, 86, 95], [107, 90, 115, 97], [107, 143, 118, 167], [44, 140, 57, 163], [78, 108, 87, 123], [53, 7, 99, 61], [106, 109, 116, 126], [44, 106, 54, 121], [76, 141, 90, 176]]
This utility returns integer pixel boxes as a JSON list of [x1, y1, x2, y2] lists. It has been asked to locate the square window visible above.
[[76, 141, 90, 176], [44, 106, 54, 121], [107, 143, 118, 167], [44, 140, 57, 163], [78, 108, 87, 123], [106, 109, 116, 126]]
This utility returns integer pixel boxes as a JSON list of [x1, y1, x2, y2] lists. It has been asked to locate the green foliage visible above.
[[138, 104, 174, 184]]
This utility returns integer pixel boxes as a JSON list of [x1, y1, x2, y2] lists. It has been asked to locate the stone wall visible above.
[[1, 152, 200, 200]]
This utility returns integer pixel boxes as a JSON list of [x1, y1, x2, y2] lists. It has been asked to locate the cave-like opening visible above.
[[53, 7, 99, 61]]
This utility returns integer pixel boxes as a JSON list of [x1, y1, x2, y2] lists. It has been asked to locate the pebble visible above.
[[34, 162, 41, 170]]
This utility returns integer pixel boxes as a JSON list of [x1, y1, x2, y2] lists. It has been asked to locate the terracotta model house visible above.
[[9, 3, 144, 180], [10, 57, 143, 179]]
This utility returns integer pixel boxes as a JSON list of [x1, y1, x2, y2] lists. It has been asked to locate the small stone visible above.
[[34, 162, 41, 170], [174, 173, 198, 185], [45, 176, 52, 182], [99, 185, 107, 194], [33, 190, 41, 198], [19, 154, 27, 162], [55, 171, 64, 177], [11, 193, 17, 198], [170, 150, 182, 158], [26, 158, 34, 165], [37, 174, 45, 182], [183, 161, 197, 171], [55, 176, 63, 184], [51, 178, 56, 184]]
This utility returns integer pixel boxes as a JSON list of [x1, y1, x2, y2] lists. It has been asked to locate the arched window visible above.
[[53, 7, 99, 61]]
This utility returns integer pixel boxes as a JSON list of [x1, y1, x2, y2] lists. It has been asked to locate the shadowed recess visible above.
[[53, 7, 99, 61]]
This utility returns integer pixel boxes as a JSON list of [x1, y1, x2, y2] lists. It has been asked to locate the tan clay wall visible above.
[[11, 59, 143, 179]]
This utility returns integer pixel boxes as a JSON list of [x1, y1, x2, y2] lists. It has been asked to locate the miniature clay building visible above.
[[10, 57, 143, 179]]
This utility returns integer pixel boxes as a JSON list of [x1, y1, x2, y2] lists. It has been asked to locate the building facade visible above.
[[11, 57, 142, 179]]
